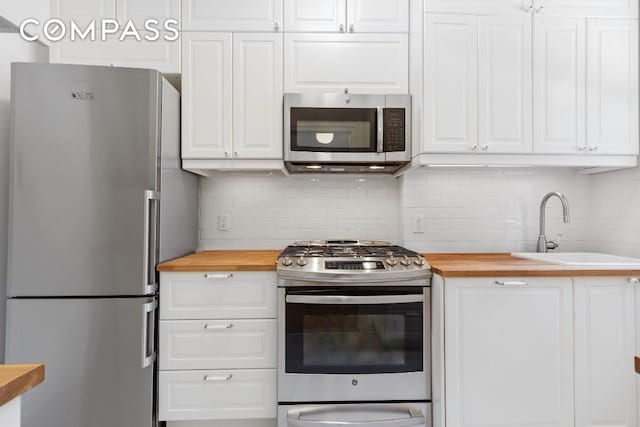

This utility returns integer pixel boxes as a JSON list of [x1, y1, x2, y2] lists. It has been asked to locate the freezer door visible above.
[[8, 63, 161, 296], [5, 297, 157, 427]]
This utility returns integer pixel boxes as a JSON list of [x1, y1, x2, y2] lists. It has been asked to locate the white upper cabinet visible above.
[[423, 14, 478, 153], [52, 0, 115, 27], [574, 278, 637, 427], [347, 0, 410, 33], [586, 19, 639, 156], [284, 0, 347, 32], [284, 33, 409, 94], [478, 16, 532, 154], [181, 33, 233, 159], [182, 0, 283, 32], [533, 17, 586, 154], [444, 277, 574, 427], [425, 0, 528, 16], [233, 33, 283, 159], [541, 0, 638, 18], [116, 0, 179, 29], [285, 0, 408, 32]]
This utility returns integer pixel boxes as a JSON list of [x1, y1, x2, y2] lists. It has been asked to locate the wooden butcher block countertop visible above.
[[636, 357, 640, 374], [157, 250, 280, 272], [424, 253, 640, 277], [158, 251, 640, 277], [0, 364, 44, 407]]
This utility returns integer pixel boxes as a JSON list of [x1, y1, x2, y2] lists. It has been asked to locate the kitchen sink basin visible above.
[[511, 252, 640, 268]]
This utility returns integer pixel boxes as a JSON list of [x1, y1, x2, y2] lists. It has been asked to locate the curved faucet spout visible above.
[[537, 192, 571, 253]]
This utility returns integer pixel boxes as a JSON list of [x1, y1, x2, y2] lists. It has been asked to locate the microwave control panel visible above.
[[383, 108, 406, 152]]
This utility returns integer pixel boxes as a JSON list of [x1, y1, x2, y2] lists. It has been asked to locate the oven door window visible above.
[[290, 108, 377, 152], [285, 289, 423, 374]]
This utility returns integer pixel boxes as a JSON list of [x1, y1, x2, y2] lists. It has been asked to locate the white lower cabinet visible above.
[[159, 271, 277, 423], [441, 275, 640, 427], [159, 369, 277, 421], [444, 277, 574, 427], [574, 277, 637, 427]]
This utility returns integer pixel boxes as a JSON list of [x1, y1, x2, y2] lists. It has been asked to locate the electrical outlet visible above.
[[218, 214, 230, 231], [412, 215, 425, 233]]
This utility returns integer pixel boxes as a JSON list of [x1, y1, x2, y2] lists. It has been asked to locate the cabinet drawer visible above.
[[159, 369, 277, 421], [160, 272, 277, 320], [159, 319, 277, 370]]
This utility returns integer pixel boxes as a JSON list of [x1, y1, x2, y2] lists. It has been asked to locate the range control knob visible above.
[[414, 256, 426, 266], [385, 256, 397, 267], [297, 256, 308, 267], [281, 256, 293, 267], [400, 255, 411, 266]]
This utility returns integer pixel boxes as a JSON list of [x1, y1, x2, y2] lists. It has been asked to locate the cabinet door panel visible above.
[[347, 0, 409, 33], [533, 17, 586, 154], [574, 278, 637, 427], [444, 277, 574, 427], [478, 16, 532, 154], [284, 33, 408, 94], [52, 0, 115, 27], [587, 19, 639, 155], [116, 0, 180, 29], [284, 0, 347, 32], [181, 33, 233, 159], [425, 0, 527, 15], [542, 0, 637, 18], [423, 14, 477, 153], [182, 0, 282, 31], [233, 33, 283, 159]]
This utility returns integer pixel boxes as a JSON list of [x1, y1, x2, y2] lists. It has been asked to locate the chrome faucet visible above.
[[537, 192, 571, 253]]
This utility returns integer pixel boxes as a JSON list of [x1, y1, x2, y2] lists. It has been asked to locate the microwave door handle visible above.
[[288, 405, 425, 427], [376, 106, 384, 153], [285, 294, 423, 305]]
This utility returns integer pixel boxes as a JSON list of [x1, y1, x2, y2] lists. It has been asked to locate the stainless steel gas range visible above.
[[277, 240, 432, 427]]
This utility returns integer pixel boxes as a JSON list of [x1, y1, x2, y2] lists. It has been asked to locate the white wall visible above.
[[198, 168, 592, 253], [589, 166, 640, 257], [0, 34, 48, 361]]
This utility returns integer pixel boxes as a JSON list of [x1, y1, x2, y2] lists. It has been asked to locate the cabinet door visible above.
[[533, 17, 586, 154], [52, 0, 115, 27], [233, 33, 283, 159], [284, 33, 408, 94], [586, 19, 639, 155], [346, 0, 409, 33], [423, 15, 478, 153], [182, 0, 283, 32], [478, 16, 532, 153], [50, 34, 180, 74], [425, 0, 528, 15], [542, 0, 638, 18], [181, 33, 233, 159], [116, 0, 179, 29], [574, 278, 637, 427], [284, 0, 347, 32], [444, 277, 574, 427]]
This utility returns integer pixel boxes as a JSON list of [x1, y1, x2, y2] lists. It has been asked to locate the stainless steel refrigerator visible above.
[[5, 63, 198, 427]]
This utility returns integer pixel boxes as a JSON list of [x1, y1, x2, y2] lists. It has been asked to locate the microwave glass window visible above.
[[291, 108, 377, 152], [285, 296, 423, 375]]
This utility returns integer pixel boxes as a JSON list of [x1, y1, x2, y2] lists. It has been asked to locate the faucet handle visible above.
[[546, 234, 563, 251]]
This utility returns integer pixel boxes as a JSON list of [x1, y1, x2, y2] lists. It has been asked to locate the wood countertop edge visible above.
[[157, 251, 640, 277], [0, 364, 44, 407], [636, 357, 640, 375]]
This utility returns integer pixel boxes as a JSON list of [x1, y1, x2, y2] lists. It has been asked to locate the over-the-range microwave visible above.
[[284, 93, 411, 174]]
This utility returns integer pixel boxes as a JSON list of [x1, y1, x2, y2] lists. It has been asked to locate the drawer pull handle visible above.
[[495, 280, 528, 286], [628, 278, 640, 285], [204, 273, 234, 279], [204, 323, 234, 330], [204, 374, 233, 382]]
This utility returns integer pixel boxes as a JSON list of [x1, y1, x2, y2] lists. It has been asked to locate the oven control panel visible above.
[[325, 261, 386, 270]]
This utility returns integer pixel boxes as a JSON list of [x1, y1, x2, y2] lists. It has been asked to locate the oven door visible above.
[[278, 287, 430, 403]]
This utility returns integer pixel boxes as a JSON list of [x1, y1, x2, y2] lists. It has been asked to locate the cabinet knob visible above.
[[339, 24, 345, 32], [525, 4, 534, 12], [470, 145, 479, 151], [535, 5, 545, 13], [349, 24, 354, 33], [578, 146, 587, 152], [588, 146, 599, 152], [481, 145, 489, 151], [233, 151, 239, 157], [628, 278, 640, 285], [224, 151, 230, 157], [274, 22, 280, 31]]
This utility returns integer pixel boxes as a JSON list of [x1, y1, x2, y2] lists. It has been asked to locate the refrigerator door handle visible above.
[[143, 190, 160, 294], [141, 299, 158, 369]]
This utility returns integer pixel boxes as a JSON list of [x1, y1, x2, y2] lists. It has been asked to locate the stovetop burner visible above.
[[277, 240, 431, 284]]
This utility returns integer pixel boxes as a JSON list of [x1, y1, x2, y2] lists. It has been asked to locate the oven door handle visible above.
[[288, 405, 425, 427], [285, 294, 423, 305]]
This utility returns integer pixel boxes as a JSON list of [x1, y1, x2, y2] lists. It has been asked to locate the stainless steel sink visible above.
[[511, 252, 640, 268]]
